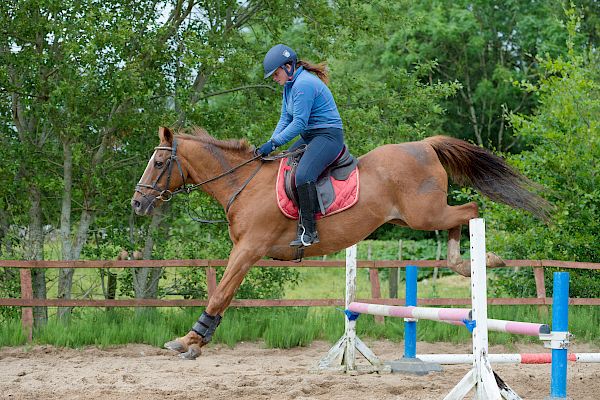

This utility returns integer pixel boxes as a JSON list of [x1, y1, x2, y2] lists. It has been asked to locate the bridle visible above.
[[135, 138, 306, 223], [135, 139, 189, 203], [135, 138, 265, 223]]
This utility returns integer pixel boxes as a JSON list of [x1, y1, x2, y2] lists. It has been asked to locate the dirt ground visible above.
[[0, 340, 598, 400]]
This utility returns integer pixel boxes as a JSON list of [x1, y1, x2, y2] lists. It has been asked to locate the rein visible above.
[[135, 138, 306, 224]]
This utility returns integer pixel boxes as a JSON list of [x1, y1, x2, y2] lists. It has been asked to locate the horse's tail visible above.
[[424, 135, 550, 221]]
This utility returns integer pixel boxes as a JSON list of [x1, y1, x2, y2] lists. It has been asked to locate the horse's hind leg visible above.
[[446, 210, 505, 277], [447, 225, 470, 276], [406, 199, 505, 277]]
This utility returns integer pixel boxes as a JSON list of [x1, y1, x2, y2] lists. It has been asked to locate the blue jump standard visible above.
[[549, 272, 569, 400], [386, 265, 442, 375], [388, 266, 573, 399], [404, 264, 417, 358]]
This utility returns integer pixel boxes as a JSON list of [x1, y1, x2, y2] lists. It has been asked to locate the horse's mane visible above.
[[176, 126, 252, 153]]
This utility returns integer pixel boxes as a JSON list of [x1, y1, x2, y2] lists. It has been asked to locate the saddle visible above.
[[276, 146, 360, 219]]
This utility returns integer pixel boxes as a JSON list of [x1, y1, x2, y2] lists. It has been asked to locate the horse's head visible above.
[[131, 127, 187, 216]]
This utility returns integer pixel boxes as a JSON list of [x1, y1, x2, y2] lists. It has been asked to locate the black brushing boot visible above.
[[290, 182, 320, 247]]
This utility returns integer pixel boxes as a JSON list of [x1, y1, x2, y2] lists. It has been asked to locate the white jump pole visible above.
[[345, 244, 357, 371]]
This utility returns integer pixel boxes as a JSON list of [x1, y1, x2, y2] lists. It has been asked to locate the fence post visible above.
[[533, 266, 549, 317], [369, 268, 383, 324], [206, 264, 217, 300], [19, 268, 33, 342], [367, 243, 383, 324], [388, 240, 401, 298]]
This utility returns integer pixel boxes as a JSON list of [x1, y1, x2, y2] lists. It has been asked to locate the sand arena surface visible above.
[[1, 340, 599, 400]]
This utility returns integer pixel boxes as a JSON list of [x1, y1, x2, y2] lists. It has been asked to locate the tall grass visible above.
[[0, 320, 29, 347], [1, 305, 599, 349]]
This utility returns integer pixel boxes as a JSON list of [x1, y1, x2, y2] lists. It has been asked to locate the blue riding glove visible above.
[[257, 140, 277, 156]]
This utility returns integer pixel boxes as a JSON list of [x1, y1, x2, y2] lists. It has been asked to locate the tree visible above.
[[0, 0, 189, 318], [386, 0, 585, 151], [483, 12, 600, 297]]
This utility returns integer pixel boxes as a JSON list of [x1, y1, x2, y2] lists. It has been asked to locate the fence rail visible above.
[[1, 258, 599, 341]]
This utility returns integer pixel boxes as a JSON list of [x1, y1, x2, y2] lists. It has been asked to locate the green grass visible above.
[[0, 320, 29, 347], [1, 305, 599, 349], [2, 254, 598, 350], [284, 267, 470, 299]]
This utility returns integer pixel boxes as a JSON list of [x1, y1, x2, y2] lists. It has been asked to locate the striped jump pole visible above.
[[347, 303, 471, 322], [440, 317, 549, 337], [400, 261, 589, 375], [418, 353, 600, 365], [348, 303, 549, 337]]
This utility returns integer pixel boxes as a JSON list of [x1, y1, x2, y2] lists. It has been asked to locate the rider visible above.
[[257, 44, 344, 248]]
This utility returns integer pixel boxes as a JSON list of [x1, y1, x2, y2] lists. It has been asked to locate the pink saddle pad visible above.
[[276, 157, 360, 220]]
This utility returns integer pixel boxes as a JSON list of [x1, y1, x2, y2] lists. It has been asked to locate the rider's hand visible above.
[[257, 140, 276, 156]]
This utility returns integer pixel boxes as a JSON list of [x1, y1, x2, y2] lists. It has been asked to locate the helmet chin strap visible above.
[[283, 61, 296, 77]]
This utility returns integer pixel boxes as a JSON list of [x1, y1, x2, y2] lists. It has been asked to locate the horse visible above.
[[131, 126, 549, 359]]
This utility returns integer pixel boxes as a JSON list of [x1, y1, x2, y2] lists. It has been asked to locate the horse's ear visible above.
[[158, 126, 173, 144]]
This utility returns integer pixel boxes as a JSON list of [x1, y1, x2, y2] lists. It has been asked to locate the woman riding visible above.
[[257, 44, 345, 248]]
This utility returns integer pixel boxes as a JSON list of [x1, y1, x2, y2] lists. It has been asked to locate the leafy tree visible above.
[[386, 0, 590, 151], [3, 0, 598, 319], [484, 12, 600, 297]]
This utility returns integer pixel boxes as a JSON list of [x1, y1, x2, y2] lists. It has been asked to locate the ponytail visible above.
[[297, 60, 329, 85]]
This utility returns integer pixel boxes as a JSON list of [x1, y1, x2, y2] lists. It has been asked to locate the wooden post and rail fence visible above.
[[1, 258, 599, 342]]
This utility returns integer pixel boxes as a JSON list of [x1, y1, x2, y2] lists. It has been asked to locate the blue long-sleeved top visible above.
[[270, 66, 343, 147]]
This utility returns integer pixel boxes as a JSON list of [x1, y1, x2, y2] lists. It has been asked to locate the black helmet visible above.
[[263, 44, 297, 78]]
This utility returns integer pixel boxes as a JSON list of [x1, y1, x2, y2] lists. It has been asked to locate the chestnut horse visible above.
[[131, 126, 548, 359]]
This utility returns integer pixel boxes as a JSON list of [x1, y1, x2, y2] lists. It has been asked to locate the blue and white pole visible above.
[[404, 265, 418, 359], [549, 272, 570, 400]]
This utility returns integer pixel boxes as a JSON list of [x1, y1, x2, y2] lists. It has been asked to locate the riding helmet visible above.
[[263, 44, 297, 78]]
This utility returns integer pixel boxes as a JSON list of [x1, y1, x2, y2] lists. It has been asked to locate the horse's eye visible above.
[[154, 161, 164, 168]]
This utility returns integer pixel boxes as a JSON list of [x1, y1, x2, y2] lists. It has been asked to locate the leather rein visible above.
[[135, 138, 305, 224]]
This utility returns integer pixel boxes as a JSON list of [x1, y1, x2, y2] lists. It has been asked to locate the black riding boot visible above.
[[290, 182, 320, 247]]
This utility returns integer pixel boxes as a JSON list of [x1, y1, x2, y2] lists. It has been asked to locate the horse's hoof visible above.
[[164, 339, 187, 353], [450, 253, 505, 277], [486, 252, 506, 268], [447, 260, 471, 278], [179, 344, 202, 360], [451, 260, 471, 277]]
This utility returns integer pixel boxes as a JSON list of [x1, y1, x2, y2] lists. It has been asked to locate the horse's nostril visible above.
[[132, 200, 141, 209]]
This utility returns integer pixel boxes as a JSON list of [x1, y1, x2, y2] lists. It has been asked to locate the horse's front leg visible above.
[[165, 243, 263, 359]]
